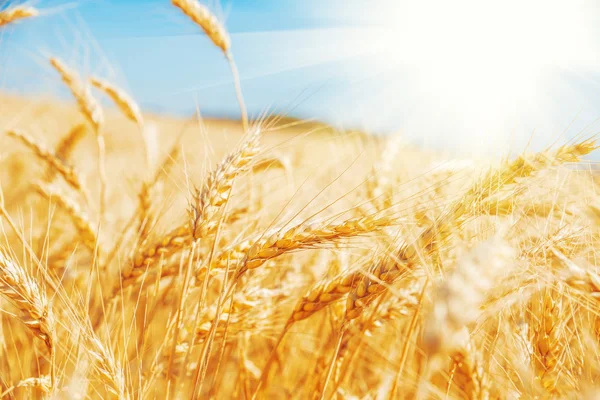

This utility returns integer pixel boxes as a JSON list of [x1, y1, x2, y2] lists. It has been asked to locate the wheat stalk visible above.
[[171, 0, 248, 131], [50, 57, 107, 217]]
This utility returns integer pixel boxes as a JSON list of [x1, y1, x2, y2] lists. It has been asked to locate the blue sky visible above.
[[3, 0, 600, 155]]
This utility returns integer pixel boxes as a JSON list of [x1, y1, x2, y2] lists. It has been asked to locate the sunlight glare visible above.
[[333, 0, 599, 153]]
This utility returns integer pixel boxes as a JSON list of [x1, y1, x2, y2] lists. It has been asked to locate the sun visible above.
[[312, 0, 599, 153]]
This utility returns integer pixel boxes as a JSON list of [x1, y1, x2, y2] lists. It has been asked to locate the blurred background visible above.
[[2, 0, 600, 155]]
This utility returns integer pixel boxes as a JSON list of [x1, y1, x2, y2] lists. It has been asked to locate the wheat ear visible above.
[[49, 58, 103, 131], [0, 375, 51, 397], [55, 124, 87, 162], [90, 76, 149, 170], [345, 246, 414, 321], [0, 6, 38, 26], [6, 129, 89, 202], [88, 336, 129, 399], [236, 213, 393, 278], [0, 251, 55, 388], [449, 337, 489, 399], [192, 128, 260, 240], [291, 272, 361, 323], [0, 251, 54, 349]]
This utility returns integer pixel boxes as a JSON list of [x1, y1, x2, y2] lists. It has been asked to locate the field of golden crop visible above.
[[1, 3, 600, 399]]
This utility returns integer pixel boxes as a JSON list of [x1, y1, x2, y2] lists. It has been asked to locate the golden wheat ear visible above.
[[171, 0, 230, 53], [0, 6, 38, 26], [49, 58, 104, 132], [90, 77, 143, 126]]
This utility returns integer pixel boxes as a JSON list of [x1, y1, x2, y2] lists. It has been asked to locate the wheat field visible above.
[[1, 3, 600, 399]]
